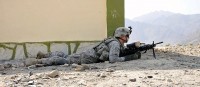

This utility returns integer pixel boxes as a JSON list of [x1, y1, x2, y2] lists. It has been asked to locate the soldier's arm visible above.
[[108, 41, 125, 63]]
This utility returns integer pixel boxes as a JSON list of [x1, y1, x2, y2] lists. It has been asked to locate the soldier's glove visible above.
[[126, 41, 141, 48]]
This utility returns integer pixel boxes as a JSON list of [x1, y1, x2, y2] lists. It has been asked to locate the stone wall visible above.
[[0, 42, 98, 60]]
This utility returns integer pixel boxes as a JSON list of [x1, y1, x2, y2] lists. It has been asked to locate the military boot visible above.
[[36, 51, 46, 59]]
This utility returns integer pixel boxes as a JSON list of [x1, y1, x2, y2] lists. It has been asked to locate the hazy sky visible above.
[[125, 0, 200, 19]]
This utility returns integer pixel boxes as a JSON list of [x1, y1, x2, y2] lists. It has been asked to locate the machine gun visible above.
[[120, 41, 163, 59], [119, 26, 163, 58]]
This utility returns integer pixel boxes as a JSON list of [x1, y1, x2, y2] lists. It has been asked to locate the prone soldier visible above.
[[30, 27, 159, 66]]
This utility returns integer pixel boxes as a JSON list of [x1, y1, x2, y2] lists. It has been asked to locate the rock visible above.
[[35, 64, 45, 67], [28, 65, 36, 69], [122, 83, 126, 85], [154, 73, 159, 75], [62, 76, 70, 81], [3, 63, 12, 68], [42, 74, 50, 79], [71, 63, 79, 68], [36, 82, 43, 85], [51, 67, 57, 70], [0, 64, 5, 71], [1, 72, 6, 75], [90, 66, 99, 70], [12, 61, 25, 68], [147, 76, 153, 78], [108, 65, 117, 68], [105, 68, 115, 72], [28, 81, 34, 85], [122, 74, 127, 77], [48, 70, 60, 78], [60, 64, 69, 67], [74, 65, 89, 71], [100, 73, 107, 78], [129, 78, 136, 82], [96, 73, 101, 77], [14, 77, 21, 84], [21, 78, 32, 82], [12, 67, 16, 70], [10, 75, 18, 79], [29, 71, 33, 76], [78, 80, 87, 86], [167, 79, 173, 82], [30, 74, 39, 80]]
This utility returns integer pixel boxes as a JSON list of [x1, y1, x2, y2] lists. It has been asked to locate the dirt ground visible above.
[[0, 44, 200, 87]]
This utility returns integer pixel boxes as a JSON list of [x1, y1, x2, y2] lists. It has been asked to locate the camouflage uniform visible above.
[[38, 37, 140, 65], [37, 27, 141, 65], [35, 51, 68, 66], [44, 51, 68, 58]]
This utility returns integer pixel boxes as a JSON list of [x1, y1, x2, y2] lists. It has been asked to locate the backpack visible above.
[[93, 37, 118, 61]]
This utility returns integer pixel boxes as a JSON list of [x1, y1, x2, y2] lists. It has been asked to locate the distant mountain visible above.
[[185, 29, 200, 44], [126, 11, 200, 44], [132, 11, 175, 24]]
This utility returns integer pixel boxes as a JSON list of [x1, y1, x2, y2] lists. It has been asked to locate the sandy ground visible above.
[[0, 44, 200, 87]]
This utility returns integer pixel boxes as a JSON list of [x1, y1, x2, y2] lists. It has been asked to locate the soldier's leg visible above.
[[67, 54, 82, 65], [37, 51, 67, 59], [67, 50, 99, 64], [80, 52, 99, 64], [124, 52, 141, 61], [39, 57, 68, 66], [48, 51, 67, 58]]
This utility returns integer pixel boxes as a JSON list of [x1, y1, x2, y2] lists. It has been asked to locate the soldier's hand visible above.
[[134, 41, 140, 48]]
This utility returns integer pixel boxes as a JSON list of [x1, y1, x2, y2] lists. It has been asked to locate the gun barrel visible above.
[[155, 42, 163, 45]]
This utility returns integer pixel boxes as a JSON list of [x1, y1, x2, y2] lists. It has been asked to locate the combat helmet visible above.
[[114, 27, 131, 37]]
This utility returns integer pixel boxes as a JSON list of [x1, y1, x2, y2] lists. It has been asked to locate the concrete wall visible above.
[[0, 0, 125, 60], [0, 42, 97, 60], [0, 0, 107, 42]]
